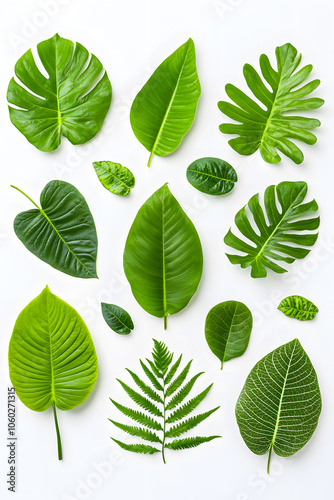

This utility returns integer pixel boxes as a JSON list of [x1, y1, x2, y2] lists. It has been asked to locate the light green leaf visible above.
[[205, 301, 253, 369], [218, 43, 324, 164], [278, 295, 319, 321], [123, 184, 203, 328], [186, 157, 237, 195], [224, 181, 319, 278], [165, 436, 220, 450], [235, 339, 322, 473], [7, 33, 112, 152], [8, 286, 98, 460], [130, 38, 201, 166], [101, 303, 134, 335], [93, 161, 135, 196], [12, 181, 98, 279]]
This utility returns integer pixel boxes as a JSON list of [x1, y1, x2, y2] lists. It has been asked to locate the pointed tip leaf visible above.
[[101, 303, 134, 334]]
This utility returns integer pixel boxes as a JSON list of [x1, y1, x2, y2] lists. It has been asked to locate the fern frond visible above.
[[126, 369, 163, 404], [165, 435, 221, 450], [110, 399, 163, 431], [166, 373, 204, 411], [146, 358, 163, 378], [165, 361, 192, 397], [165, 354, 182, 384], [111, 439, 160, 455], [152, 339, 173, 374], [140, 360, 163, 391], [109, 420, 162, 444], [117, 379, 163, 417], [165, 407, 220, 438]]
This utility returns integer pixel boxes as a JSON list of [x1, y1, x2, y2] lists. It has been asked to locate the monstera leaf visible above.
[[224, 181, 319, 278], [8, 286, 98, 460], [123, 184, 203, 328], [7, 33, 112, 151], [235, 339, 322, 473], [130, 38, 201, 166], [12, 181, 98, 279], [218, 43, 324, 164]]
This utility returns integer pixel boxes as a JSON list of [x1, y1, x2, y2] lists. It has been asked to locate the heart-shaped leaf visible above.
[[235, 339, 322, 473], [8, 286, 98, 459], [186, 157, 237, 195], [7, 33, 112, 151], [278, 295, 318, 321], [93, 161, 135, 196], [130, 38, 201, 166], [101, 303, 134, 335], [12, 181, 98, 279], [205, 301, 253, 369], [123, 184, 203, 328]]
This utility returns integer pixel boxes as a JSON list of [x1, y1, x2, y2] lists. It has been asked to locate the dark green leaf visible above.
[[93, 161, 135, 196], [101, 303, 134, 335], [186, 157, 237, 195], [278, 295, 318, 321]]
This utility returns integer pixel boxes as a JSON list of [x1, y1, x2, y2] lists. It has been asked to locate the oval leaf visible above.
[[278, 295, 318, 321], [205, 301, 253, 369], [101, 303, 134, 335], [93, 161, 135, 196], [235, 339, 322, 473], [7, 33, 112, 151], [186, 157, 237, 195], [123, 184, 203, 328], [130, 38, 201, 166], [8, 286, 98, 459], [12, 181, 98, 279]]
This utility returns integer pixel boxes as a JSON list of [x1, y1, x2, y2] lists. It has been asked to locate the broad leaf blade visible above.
[[278, 295, 318, 321], [93, 161, 135, 196], [101, 303, 134, 334], [130, 38, 201, 166], [186, 157, 237, 195]]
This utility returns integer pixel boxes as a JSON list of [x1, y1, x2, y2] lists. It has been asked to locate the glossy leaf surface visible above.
[[278, 295, 318, 321], [186, 157, 237, 195], [101, 303, 134, 335], [93, 161, 135, 196]]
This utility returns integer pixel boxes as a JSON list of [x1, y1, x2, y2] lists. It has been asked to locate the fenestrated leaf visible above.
[[166, 385, 213, 423], [166, 372, 203, 411], [7, 33, 112, 152], [101, 303, 134, 335], [130, 38, 201, 166], [123, 184, 203, 328], [186, 157, 237, 195], [165, 361, 192, 397], [12, 181, 98, 279], [93, 161, 135, 196], [165, 408, 220, 438], [278, 295, 318, 321], [109, 420, 162, 444], [110, 399, 163, 431], [205, 301, 253, 369], [224, 181, 319, 278], [218, 43, 324, 164], [8, 286, 98, 460], [165, 436, 220, 450], [116, 380, 163, 417], [235, 339, 322, 473], [111, 439, 160, 455]]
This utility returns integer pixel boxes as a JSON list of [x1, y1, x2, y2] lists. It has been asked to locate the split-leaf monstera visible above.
[[7, 33, 112, 151]]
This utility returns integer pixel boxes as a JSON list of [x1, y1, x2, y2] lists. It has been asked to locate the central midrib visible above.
[[260, 67, 286, 146], [161, 190, 167, 320], [188, 169, 235, 183], [46, 290, 56, 405], [98, 164, 132, 189]]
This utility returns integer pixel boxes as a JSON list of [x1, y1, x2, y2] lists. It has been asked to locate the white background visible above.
[[1, 0, 333, 499]]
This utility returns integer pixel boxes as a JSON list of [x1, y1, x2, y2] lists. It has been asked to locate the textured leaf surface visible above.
[[186, 157, 237, 195], [278, 295, 318, 321], [93, 161, 135, 196], [101, 303, 134, 334], [130, 38, 201, 166], [224, 181, 319, 278], [7, 33, 112, 152], [218, 43, 324, 164], [205, 301, 253, 368], [235, 339, 321, 472], [13, 181, 98, 279], [123, 184, 203, 328]]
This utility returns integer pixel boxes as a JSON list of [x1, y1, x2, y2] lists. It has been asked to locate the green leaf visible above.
[[116, 380, 163, 417], [140, 360, 163, 391], [101, 303, 134, 335], [110, 399, 163, 431], [165, 408, 220, 438], [130, 38, 201, 166], [218, 43, 324, 164], [165, 436, 221, 450], [165, 361, 192, 397], [205, 301, 253, 369], [8, 286, 98, 460], [186, 157, 237, 195], [111, 439, 160, 455], [7, 33, 112, 152], [12, 181, 98, 279], [235, 339, 322, 473], [152, 340, 173, 375], [166, 372, 203, 411], [278, 295, 319, 321], [166, 385, 213, 423], [224, 181, 319, 278], [126, 369, 163, 404], [93, 161, 135, 196], [123, 184, 203, 328], [165, 355, 182, 385], [109, 421, 162, 444]]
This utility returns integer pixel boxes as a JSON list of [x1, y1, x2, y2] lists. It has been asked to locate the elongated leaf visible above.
[[101, 303, 134, 335], [186, 157, 237, 195], [111, 439, 159, 455], [130, 38, 201, 166], [205, 301, 253, 368], [126, 369, 163, 404], [123, 184, 203, 328], [165, 355, 182, 385], [140, 360, 163, 391], [12, 181, 98, 279], [278, 295, 318, 321], [165, 436, 220, 450], [7, 33, 112, 152], [224, 181, 319, 278], [235, 339, 322, 473], [93, 161, 135, 196], [109, 421, 162, 444], [8, 286, 98, 459], [116, 380, 163, 417], [165, 361, 192, 397], [166, 385, 213, 423], [110, 399, 163, 431], [218, 43, 324, 164], [165, 408, 220, 438], [166, 372, 203, 411]]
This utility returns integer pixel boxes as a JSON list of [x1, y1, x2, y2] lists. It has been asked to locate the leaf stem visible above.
[[164, 314, 167, 330], [147, 151, 154, 167], [161, 374, 167, 464], [52, 402, 63, 460], [11, 185, 40, 209], [267, 445, 273, 474]]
